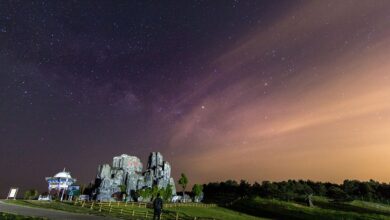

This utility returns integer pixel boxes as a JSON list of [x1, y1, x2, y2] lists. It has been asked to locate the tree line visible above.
[[203, 179, 390, 204]]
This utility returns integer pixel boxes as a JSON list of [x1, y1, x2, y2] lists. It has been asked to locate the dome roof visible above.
[[54, 171, 72, 179]]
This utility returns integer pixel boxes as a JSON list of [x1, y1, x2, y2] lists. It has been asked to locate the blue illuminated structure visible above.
[[45, 168, 76, 201]]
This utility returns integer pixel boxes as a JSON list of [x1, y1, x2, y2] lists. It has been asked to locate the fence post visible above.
[[117, 201, 120, 206], [82, 201, 85, 207], [109, 205, 112, 213], [120, 208, 123, 215], [90, 202, 94, 210], [194, 217, 197, 220], [99, 203, 102, 212], [132, 210, 135, 216], [176, 212, 179, 220], [145, 211, 148, 218], [125, 201, 128, 207]]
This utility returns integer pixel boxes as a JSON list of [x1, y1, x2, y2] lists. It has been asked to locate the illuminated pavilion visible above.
[[45, 168, 76, 200]]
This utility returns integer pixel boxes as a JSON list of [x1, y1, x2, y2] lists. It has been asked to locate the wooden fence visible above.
[[73, 200, 217, 220]]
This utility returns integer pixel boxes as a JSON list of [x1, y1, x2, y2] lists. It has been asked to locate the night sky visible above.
[[1, 0, 390, 196]]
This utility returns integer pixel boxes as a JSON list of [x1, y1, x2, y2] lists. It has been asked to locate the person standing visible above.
[[153, 193, 163, 220]]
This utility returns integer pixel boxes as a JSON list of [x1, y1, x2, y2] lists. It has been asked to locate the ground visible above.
[[0, 211, 46, 220], [2, 197, 390, 220], [166, 206, 266, 220], [0, 201, 117, 220], [231, 196, 390, 220]]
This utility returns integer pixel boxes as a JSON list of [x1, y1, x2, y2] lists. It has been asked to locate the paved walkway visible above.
[[0, 201, 119, 220]]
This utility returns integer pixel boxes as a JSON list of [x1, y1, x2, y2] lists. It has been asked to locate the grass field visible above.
[[5, 198, 390, 220], [165, 206, 266, 220], [4, 200, 265, 220], [4, 200, 106, 217], [230, 196, 390, 220], [0, 212, 46, 220]]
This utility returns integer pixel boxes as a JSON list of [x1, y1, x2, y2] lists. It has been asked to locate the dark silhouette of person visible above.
[[153, 193, 163, 220]]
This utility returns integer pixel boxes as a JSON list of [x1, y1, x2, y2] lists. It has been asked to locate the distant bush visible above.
[[24, 189, 39, 200], [327, 186, 350, 202], [136, 185, 173, 202]]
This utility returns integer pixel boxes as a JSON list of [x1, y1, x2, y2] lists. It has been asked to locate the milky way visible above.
[[1, 1, 390, 195]]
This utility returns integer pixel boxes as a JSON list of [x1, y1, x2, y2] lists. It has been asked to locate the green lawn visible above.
[[230, 196, 390, 220], [6, 198, 390, 220], [0, 212, 46, 220], [350, 200, 390, 215], [4, 200, 263, 220], [4, 200, 105, 216], [164, 206, 268, 220]]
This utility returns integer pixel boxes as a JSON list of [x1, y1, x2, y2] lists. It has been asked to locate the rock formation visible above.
[[95, 152, 176, 201]]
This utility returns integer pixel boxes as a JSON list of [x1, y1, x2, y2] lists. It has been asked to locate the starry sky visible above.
[[1, 0, 390, 196]]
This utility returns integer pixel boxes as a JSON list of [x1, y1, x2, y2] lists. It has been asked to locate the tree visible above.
[[260, 181, 279, 198], [119, 184, 127, 201], [151, 185, 159, 200], [359, 181, 376, 201], [238, 180, 251, 197], [161, 184, 173, 202], [178, 173, 188, 197], [192, 184, 203, 202], [202, 179, 390, 204], [278, 181, 296, 201], [314, 183, 327, 196], [306, 194, 314, 207], [327, 186, 349, 202], [24, 189, 39, 200], [251, 182, 262, 196], [137, 188, 152, 202]]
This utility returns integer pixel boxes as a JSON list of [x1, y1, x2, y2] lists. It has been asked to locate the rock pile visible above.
[[95, 152, 176, 201]]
